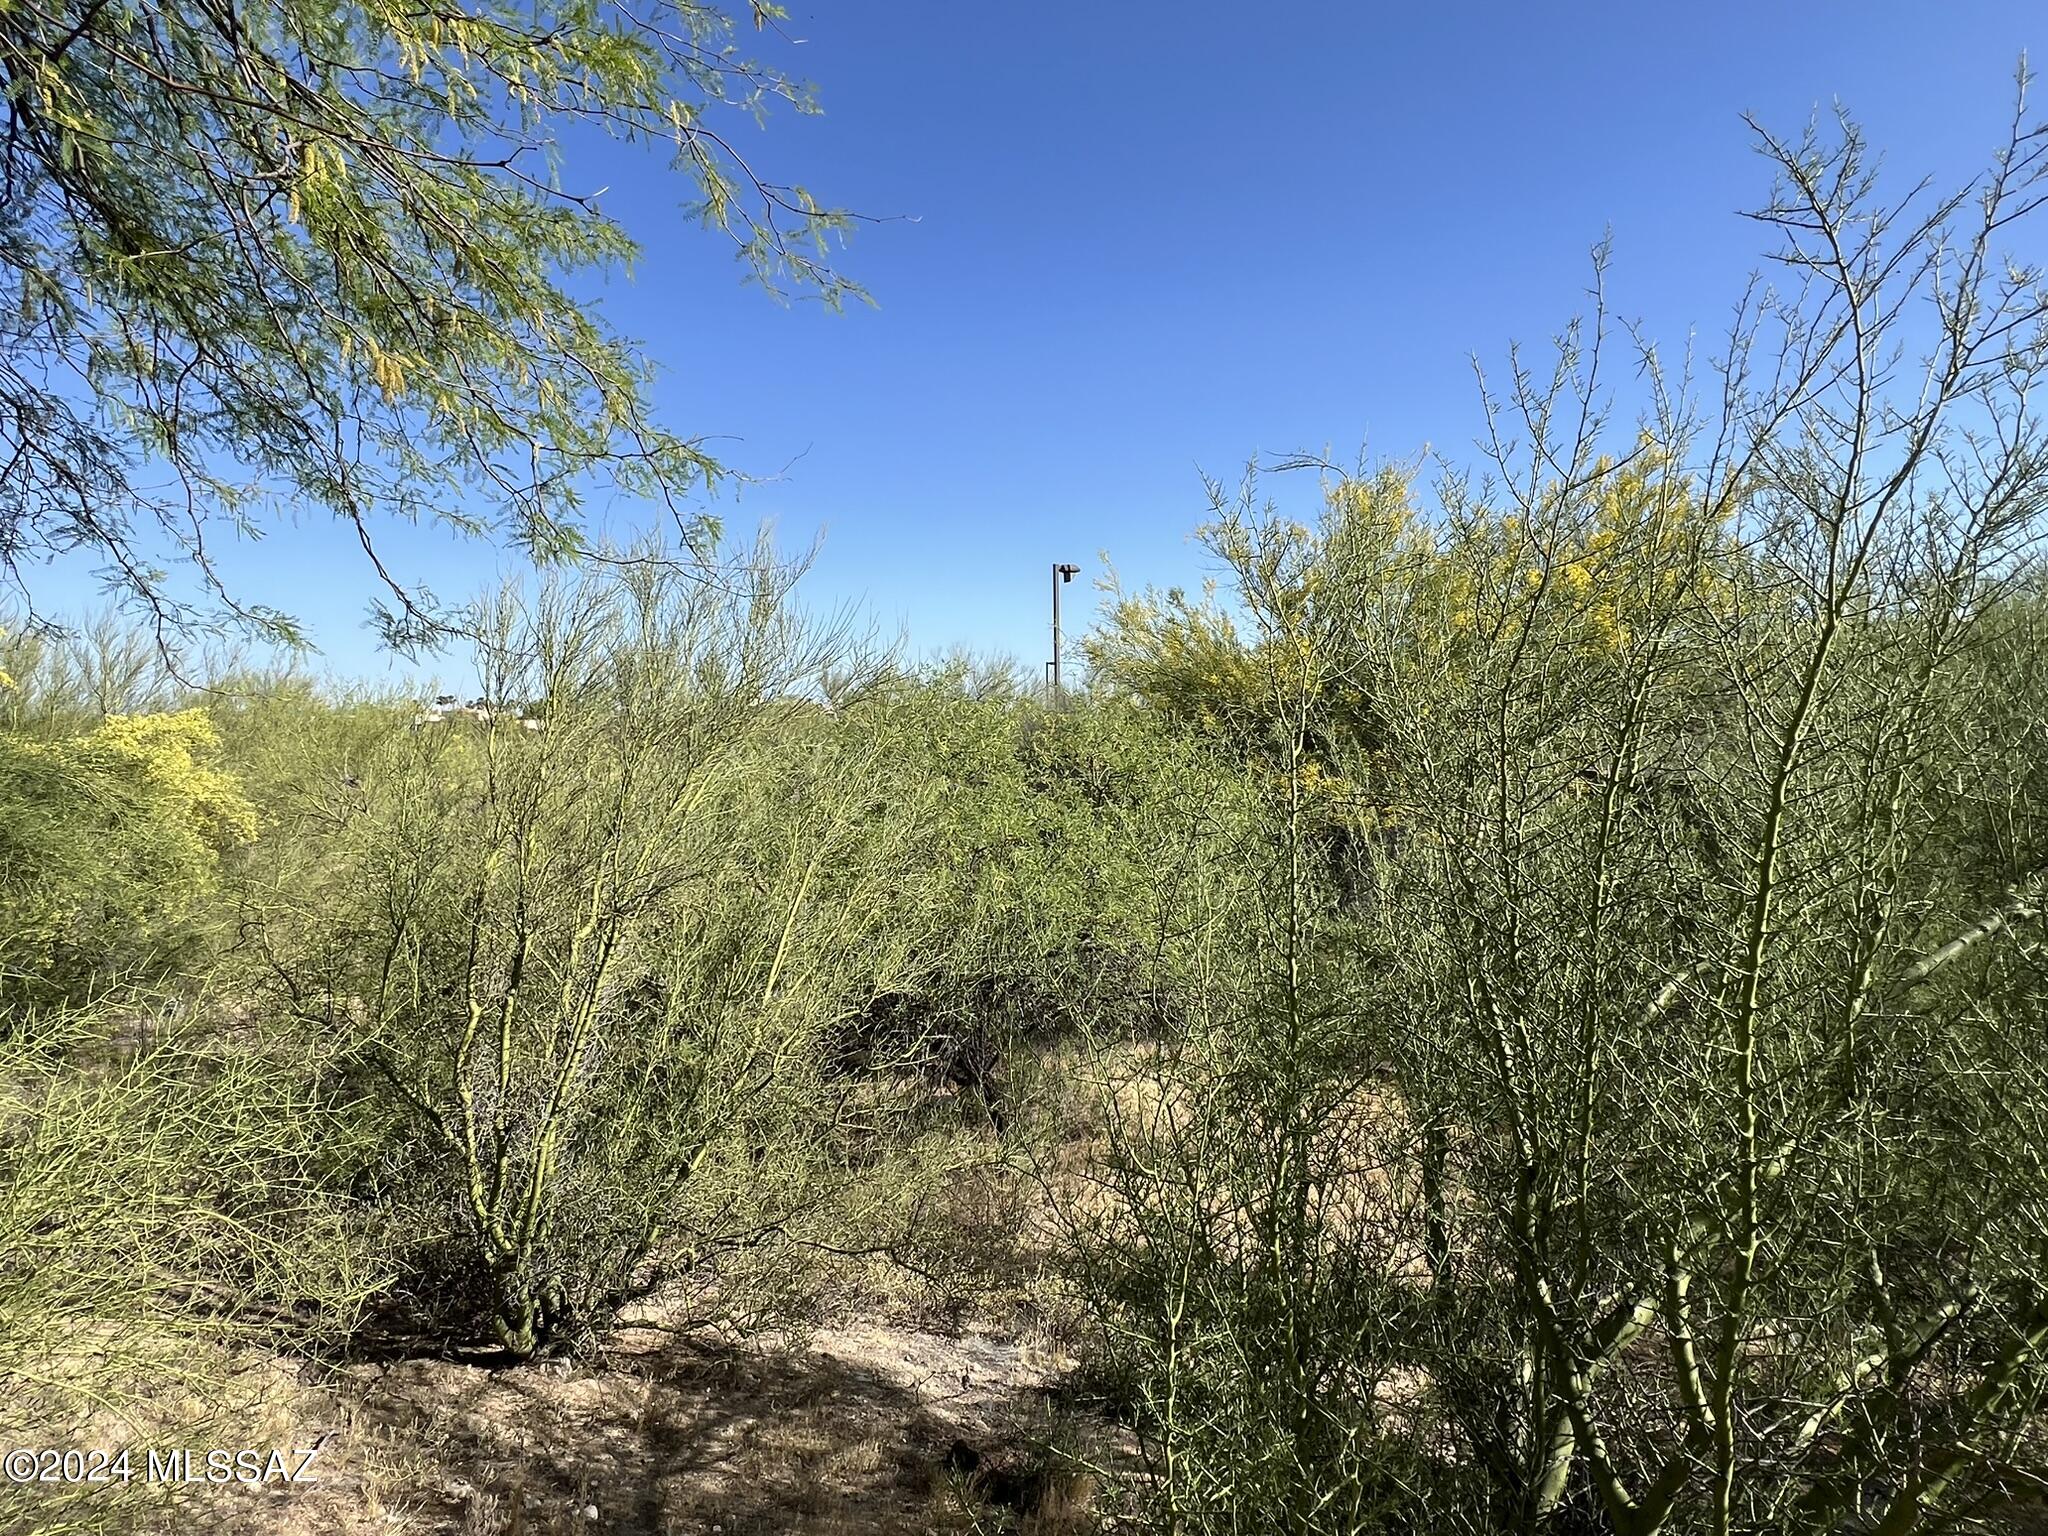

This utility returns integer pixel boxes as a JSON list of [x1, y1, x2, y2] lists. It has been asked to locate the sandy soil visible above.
[[103, 1310, 1117, 1536]]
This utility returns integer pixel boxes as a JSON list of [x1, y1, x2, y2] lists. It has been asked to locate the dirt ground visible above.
[[92, 1306, 1119, 1536]]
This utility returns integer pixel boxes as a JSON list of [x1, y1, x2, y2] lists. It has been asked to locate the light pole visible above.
[[1051, 562, 1080, 704]]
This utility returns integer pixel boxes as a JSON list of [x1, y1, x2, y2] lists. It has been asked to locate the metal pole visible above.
[[1050, 562, 1080, 706], [1051, 561, 1063, 704]]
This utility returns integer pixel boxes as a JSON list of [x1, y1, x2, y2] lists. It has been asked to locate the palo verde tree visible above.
[[1073, 80, 2048, 1536], [259, 541, 943, 1357], [1065, 482, 1434, 1534], [1351, 91, 2048, 1535], [0, 706, 259, 1011], [0, 0, 858, 648]]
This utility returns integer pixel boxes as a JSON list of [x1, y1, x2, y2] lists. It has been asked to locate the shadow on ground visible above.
[[297, 1318, 1096, 1536]]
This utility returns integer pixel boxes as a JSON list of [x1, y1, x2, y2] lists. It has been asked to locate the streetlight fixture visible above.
[[1051, 562, 1081, 704]]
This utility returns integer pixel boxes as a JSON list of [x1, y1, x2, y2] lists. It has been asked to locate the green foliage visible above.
[[1065, 476, 1421, 1534], [0, 1000, 378, 1535], [0, 613, 185, 733], [815, 669, 1262, 1163], [1066, 101, 2048, 1536], [255, 553, 946, 1354], [0, 0, 858, 645], [0, 708, 257, 1008], [5, 78, 2048, 1536]]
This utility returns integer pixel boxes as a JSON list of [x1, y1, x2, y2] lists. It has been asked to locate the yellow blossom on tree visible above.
[[80, 709, 261, 851], [1, 708, 258, 1002]]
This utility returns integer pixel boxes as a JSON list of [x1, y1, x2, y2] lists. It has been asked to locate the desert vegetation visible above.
[[5, 1, 2048, 1532]]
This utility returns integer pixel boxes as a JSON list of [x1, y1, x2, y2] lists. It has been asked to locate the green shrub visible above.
[[0, 999, 377, 1535], [261, 553, 954, 1355], [0, 709, 256, 1012]]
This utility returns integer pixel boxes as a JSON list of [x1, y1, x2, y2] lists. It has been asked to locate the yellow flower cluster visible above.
[[78, 710, 261, 850], [1436, 449, 1730, 660], [1326, 470, 1422, 547]]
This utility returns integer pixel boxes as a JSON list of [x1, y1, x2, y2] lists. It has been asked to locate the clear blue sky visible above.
[[30, 1, 2047, 687]]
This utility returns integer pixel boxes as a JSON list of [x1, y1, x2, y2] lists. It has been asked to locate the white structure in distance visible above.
[[414, 695, 544, 730]]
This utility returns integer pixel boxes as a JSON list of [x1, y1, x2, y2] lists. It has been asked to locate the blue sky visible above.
[[28, 1, 2047, 687]]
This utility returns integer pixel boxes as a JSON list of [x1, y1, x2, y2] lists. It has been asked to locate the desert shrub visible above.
[[261, 547, 952, 1355], [1068, 106, 2048, 1535], [827, 677, 1258, 1147], [0, 708, 257, 1013], [0, 613, 187, 736], [1062, 487, 1433, 1533], [202, 671, 409, 826], [0, 997, 378, 1535]]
